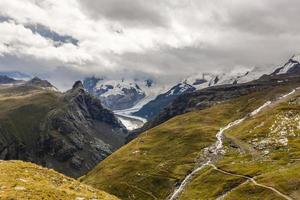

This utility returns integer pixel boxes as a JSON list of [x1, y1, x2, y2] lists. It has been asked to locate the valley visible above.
[[81, 71, 300, 199], [2, 1, 300, 199]]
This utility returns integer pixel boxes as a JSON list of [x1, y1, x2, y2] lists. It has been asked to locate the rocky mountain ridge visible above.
[[0, 78, 127, 178]]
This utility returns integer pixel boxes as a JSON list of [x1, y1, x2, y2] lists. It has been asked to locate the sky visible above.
[[0, 0, 300, 90]]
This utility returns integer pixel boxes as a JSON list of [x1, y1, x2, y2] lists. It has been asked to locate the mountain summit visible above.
[[72, 80, 84, 90], [272, 54, 300, 75], [25, 77, 58, 91]]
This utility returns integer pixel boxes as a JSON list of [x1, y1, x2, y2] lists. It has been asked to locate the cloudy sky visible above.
[[0, 0, 299, 90]]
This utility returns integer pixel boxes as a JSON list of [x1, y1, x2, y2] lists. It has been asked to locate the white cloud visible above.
[[0, 21, 92, 64]]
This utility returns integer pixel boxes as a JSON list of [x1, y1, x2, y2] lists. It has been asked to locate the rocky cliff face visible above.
[[0, 79, 127, 178]]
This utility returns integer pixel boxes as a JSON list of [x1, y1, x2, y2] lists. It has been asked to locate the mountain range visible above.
[[0, 71, 32, 80], [83, 55, 297, 130], [1, 55, 300, 199], [82, 58, 300, 200]]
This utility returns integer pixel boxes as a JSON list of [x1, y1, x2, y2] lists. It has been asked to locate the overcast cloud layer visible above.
[[0, 0, 299, 90]]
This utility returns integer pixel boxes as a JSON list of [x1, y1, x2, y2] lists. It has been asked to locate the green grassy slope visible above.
[[0, 160, 119, 200], [82, 84, 299, 200]]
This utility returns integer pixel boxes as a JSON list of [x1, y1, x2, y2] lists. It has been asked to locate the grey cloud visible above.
[[25, 24, 79, 46], [0, 54, 82, 91], [221, 0, 300, 35], [0, 54, 62, 75], [0, 15, 12, 23], [78, 0, 169, 27], [114, 34, 300, 83], [0, 15, 79, 46], [39, 66, 87, 91]]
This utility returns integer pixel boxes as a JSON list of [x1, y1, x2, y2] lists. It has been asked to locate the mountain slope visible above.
[[0, 79, 127, 178], [0, 160, 119, 200], [82, 72, 300, 200]]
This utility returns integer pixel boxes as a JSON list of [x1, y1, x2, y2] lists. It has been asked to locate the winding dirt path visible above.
[[209, 164, 293, 200]]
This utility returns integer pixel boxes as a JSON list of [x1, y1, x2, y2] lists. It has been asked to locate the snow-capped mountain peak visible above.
[[183, 71, 249, 90], [95, 79, 144, 98], [166, 83, 195, 96], [87, 79, 145, 110], [272, 55, 300, 75], [290, 54, 300, 63]]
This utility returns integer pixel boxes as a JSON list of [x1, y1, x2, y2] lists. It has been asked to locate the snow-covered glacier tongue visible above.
[[83, 77, 172, 130]]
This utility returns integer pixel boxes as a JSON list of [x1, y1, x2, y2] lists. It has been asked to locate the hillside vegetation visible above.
[[0, 160, 119, 200], [82, 82, 300, 199]]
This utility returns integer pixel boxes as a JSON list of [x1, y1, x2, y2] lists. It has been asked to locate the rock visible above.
[[14, 186, 26, 191], [71, 155, 84, 170]]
